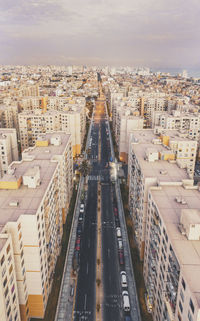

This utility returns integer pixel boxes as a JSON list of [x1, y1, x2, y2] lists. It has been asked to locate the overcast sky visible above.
[[0, 0, 200, 68]]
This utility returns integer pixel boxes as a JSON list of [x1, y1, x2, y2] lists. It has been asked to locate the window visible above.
[[9, 265, 13, 275], [1, 255, 5, 266], [6, 244, 10, 254], [188, 310, 193, 321], [189, 299, 195, 314], [179, 301, 183, 313], [180, 289, 184, 302], [182, 278, 186, 290]]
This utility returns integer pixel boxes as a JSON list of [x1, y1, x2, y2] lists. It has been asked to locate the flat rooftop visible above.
[[151, 185, 200, 305], [130, 130, 189, 182], [22, 132, 71, 161], [0, 159, 58, 225]]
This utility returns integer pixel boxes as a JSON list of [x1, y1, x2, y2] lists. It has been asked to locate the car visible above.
[[124, 315, 131, 321], [75, 243, 80, 251], [114, 207, 118, 216], [122, 291, 130, 312], [76, 237, 81, 245], [77, 223, 82, 235], [118, 238, 123, 250], [80, 203, 84, 211], [79, 213, 83, 222], [116, 227, 122, 238], [119, 250, 124, 265], [120, 271, 127, 288]]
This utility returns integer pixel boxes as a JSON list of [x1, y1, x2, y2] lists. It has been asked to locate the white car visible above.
[[122, 291, 130, 312], [80, 204, 84, 213], [120, 271, 127, 288]]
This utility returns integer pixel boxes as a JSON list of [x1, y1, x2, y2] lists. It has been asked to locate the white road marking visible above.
[[108, 248, 110, 259], [86, 262, 89, 274], [88, 239, 90, 248], [84, 294, 87, 310]]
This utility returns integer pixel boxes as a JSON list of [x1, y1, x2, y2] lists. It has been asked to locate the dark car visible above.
[[77, 223, 82, 235], [119, 250, 124, 265], [115, 217, 120, 227], [124, 316, 131, 321]]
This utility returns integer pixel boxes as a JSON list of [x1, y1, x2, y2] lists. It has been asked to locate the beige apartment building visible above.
[[0, 104, 19, 134], [0, 233, 21, 321], [128, 129, 196, 259], [18, 106, 85, 157], [0, 128, 19, 177], [144, 184, 200, 321], [0, 132, 73, 320], [115, 111, 144, 163], [153, 110, 200, 141]]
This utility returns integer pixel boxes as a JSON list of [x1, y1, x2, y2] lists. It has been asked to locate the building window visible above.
[[188, 310, 193, 321], [181, 278, 186, 290], [179, 301, 183, 313], [180, 289, 184, 302], [1, 255, 5, 266], [189, 299, 195, 314], [6, 244, 10, 254]]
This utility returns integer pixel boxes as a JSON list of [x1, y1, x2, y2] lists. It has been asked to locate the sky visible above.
[[0, 0, 200, 69]]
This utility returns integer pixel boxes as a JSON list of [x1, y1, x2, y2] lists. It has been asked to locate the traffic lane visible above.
[[74, 180, 97, 321], [101, 184, 122, 321], [101, 121, 111, 165]]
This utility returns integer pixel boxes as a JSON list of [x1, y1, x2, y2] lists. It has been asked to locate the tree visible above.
[[79, 160, 90, 177]]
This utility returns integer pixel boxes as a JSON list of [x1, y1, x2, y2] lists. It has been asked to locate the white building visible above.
[[0, 132, 73, 320], [0, 128, 18, 177], [144, 184, 200, 321]]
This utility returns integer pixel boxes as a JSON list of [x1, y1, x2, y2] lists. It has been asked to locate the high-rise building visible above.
[[0, 128, 19, 177], [144, 184, 200, 321], [0, 132, 73, 320]]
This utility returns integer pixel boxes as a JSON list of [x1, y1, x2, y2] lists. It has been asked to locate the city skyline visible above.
[[1, 0, 200, 69]]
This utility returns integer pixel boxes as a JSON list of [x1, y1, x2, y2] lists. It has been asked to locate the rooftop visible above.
[[0, 159, 58, 225], [150, 185, 200, 305]]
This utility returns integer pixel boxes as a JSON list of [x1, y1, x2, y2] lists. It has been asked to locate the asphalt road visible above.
[[100, 118, 123, 321], [74, 101, 128, 321], [73, 123, 99, 321]]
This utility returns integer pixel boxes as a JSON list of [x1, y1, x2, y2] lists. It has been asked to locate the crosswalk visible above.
[[88, 175, 102, 181]]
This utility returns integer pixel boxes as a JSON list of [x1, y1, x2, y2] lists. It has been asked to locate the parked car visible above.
[[122, 291, 130, 312], [77, 223, 82, 235], [116, 227, 122, 238], [120, 271, 127, 288], [119, 250, 124, 265]]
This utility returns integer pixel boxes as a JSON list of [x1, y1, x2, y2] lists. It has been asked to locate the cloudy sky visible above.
[[0, 0, 200, 68]]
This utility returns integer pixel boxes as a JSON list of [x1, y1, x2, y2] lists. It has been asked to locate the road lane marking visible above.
[[88, 239, 90, 248], [108, 248, 110, 259], [84, 294, 87, 310], [86, 262, 89, 274]]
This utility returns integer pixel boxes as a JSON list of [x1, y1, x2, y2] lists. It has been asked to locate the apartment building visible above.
[[153, 110, 200, 141], [18, 106, 85, 156], [140, 94, 168, 127], [0, 132, 73, 320], [18, 85, 39, 97], [0, 233, 21, 321], [144, 184, 200, 321], [22, 132, 73, 223], [128, 129, 195, 259], [115, 110, 144, 163], [0, 128, 19, 177], [0, 104, 19, 134]]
